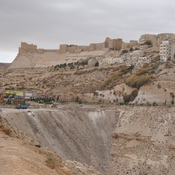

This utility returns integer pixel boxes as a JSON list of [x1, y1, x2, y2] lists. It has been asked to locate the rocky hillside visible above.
[[112, 106, 175, 175], [0, 112, 103, 175], [1, 106, 175, 174], [1, 107, 118, 174], [1, 58, 175, 106]]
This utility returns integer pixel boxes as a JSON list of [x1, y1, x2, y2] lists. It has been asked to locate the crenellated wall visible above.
[[20, 42, 37, 53], [59, 37, 123, 54], [109, 39, 122, 50]]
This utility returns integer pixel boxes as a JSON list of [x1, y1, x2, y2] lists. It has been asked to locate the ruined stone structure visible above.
[[139, 33, 175, 47], [122, 40, 138, 50], [59, 37, 123, 54], [10, 37, 138, 69], [19, 42, 59, 54], [19, 42, 37, 53]]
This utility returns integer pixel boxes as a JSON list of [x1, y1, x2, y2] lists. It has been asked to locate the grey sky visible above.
[[0, 0, 174, 63]]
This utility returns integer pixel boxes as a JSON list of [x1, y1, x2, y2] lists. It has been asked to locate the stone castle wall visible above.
[[109, 39, 122, 50], [20, 42, 37, 53], [19, 37, 127, 55], [59, 37, 123, 54], [139, 33, 175, 47]]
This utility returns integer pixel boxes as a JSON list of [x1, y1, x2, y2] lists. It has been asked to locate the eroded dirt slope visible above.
[[1, 107, 119, 174], [0, 113, 103, 175]]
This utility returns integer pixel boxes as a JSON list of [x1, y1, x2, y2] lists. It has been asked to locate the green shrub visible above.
[[75, 96, 82, 104], [144, 40, 152, 46], [68, 62, 74, 69], [153, 102, 157, 106], [130, 48, 133, 52], [122, 50, 128, 54], [95, 61, 99, 67]]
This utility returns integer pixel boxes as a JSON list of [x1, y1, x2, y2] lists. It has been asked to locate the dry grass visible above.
[[136, 64, 150, 76], [165, 61, 174, 69], [125, 74, 152, 89], [101, 65, 132, 90], [102, 71, 124, 88], [46, 156, 57, 169], [151, 55, 160, 63], [74, 70, 87, 75]]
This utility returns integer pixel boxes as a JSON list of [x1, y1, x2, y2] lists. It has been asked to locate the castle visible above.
[[18, 37, 138, 54], [10, 33, 174, 69]]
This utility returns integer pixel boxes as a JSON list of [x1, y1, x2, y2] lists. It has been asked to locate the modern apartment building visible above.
[[160, 40, 175, 62], [169, 39, 175, 62], [160, 41, 170, 62]]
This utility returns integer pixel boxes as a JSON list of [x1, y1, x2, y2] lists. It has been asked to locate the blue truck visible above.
[[16, 104, 29, 109]]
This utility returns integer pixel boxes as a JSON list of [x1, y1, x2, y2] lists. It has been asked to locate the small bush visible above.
[[75, 96, 82, 104], [95, 61, 99, 67], [122, 50, 128, 54], [130, 48, 133, 52], [144, 40, 152, 47], [170, 92, 174, 98], [171, 99, 174, 105], [157, 83, 161, 89], [152, 102, 157, 106], [123, 90, 138, 104], [68, 63, 74, 69], [46, 156, 57, 169]]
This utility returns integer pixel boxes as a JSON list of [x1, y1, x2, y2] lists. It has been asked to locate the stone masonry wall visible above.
[[20, 42, 37, 53]]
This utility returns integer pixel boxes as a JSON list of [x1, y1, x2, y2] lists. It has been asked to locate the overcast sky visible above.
[[0, 0, 175, 63]]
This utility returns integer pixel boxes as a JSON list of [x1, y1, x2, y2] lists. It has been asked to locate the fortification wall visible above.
[[77, 46, 90, 52], [59, 44, 68, 54], [122, 42, 130, 49], [129, 40, 138, 47], [109, 39, 122, 50], [90, 44, 96, 51], [95, 43, 104, 50], [105, 37, 111, 48], [43, 49, 59, 53], [20, 42, 37, 53], [37, 49, 44, 54], [68, 46, 77, 53]]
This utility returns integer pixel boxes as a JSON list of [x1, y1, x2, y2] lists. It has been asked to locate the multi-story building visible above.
[[160, 40, 175, 62], [160, 41, 170, 62], [169, 39, 175, 62]]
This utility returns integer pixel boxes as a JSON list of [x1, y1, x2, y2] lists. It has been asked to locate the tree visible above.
[[130, 48, 133, 52], [95, 61, 99, 67], [145, 40, 152, 47]]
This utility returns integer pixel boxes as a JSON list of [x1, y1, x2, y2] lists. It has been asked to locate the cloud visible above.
[[0, 0, 175, 62]]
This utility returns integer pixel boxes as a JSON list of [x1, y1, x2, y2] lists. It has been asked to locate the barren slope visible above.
[[0, 112, 104, 175], [112, 106, 175, 175], [1, 107, 119, 174]]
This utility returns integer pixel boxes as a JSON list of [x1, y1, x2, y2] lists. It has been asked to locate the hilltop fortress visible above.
[[9, 37, 138, 69], [9, 33, 175, 69]]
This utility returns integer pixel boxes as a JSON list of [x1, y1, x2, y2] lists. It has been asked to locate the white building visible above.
[[160, 40, 175, 62], [160, 41, 170, 62]]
